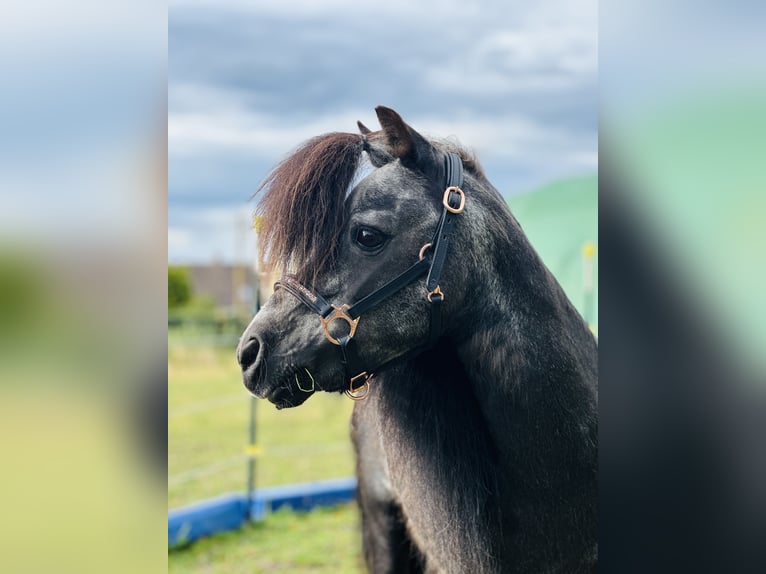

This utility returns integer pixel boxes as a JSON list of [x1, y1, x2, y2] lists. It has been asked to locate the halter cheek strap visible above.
[[423, 152, 464, 346], [274, 152, 465, 400]]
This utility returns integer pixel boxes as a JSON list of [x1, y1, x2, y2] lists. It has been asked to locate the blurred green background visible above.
[[509, 175, 599, 328]]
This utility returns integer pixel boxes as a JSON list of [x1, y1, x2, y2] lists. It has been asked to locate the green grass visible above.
[[169, 504, 364, 574], [169, 344, 357, 509], [169, 343, 362, 572]]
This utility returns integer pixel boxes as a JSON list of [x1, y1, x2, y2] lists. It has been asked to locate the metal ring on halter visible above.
[[427, 286, 444, 302], [345, 372, 371, 401], [319, 304, 360, 345], [295, 368, 315, 393], [419, 242, 433, 261]]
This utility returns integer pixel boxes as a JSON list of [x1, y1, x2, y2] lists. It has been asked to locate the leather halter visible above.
[[274, 152, 465, 400]]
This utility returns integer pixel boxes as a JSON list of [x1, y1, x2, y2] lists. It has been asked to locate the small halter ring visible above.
[[419, 242, 433, 260], [427, 286, 444, 302], [345, 372, 372, 401], [295, 368, 315, 393], [319, 304, 360, 345]]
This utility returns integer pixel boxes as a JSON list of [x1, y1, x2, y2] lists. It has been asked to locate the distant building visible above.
[[186, 263, 256, 312]]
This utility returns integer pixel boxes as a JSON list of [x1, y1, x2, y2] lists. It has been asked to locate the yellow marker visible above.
[[583, 241, 596, 259], [244, 445, 263, 457]]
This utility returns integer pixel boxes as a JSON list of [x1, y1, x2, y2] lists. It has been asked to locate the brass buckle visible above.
[[345, 372, 371, 401], [418, 242, 432, 260], [427, 286, 444, 302], [319, 304, 360, 345], [443, 186, 465, 214]]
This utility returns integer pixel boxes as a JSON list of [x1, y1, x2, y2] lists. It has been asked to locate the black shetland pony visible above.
[[237, 106, 598, 573]]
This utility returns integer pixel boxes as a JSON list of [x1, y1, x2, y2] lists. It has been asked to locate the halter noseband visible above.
[[274, 152, 465, 400]]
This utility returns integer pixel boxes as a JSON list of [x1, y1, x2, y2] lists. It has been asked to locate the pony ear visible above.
[[375, 106, 417, 162], [356, 117, 394, 168], [374, 106, 440, 175], [356, 121, 373, 135]]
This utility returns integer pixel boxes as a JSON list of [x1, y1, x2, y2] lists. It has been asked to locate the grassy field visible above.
[[169, 343, 356, 509], [169, 503, 364, 574], [169, 341, 361, 572]]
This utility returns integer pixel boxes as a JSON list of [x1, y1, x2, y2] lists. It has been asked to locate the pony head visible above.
[[237, 106, 488, 408]]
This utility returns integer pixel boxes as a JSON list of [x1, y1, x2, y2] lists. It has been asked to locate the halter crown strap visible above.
[[426, 153, 464, 291], [421, 153, 464, 346]]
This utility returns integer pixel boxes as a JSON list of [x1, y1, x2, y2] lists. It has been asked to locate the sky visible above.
[[168, 0, 597, 263]]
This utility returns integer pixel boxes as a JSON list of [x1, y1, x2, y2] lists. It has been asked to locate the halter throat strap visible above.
[[274, 152, 465, 398]]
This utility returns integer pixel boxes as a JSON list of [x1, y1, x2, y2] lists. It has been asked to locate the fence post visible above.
[[246, 220, 260, 521], [582, 241, 596, 328], [246, 396, 257, 520]]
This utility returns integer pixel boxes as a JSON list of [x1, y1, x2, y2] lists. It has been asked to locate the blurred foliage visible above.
[[0, 249, 118, 379], [0, 251, 166, 574], [167, 267, 250, 338], [168, 266, 192, 309], [0, 252, 48, 338]]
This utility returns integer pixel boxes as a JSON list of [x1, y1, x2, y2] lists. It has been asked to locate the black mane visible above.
[[255, 131, 484, 284], [255, 132, 363, 283]]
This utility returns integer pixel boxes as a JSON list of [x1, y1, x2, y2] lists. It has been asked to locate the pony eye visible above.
[[355, 227, 386, 251]]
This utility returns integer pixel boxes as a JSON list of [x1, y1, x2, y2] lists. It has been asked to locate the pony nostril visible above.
[[237, 335, 262, 371]]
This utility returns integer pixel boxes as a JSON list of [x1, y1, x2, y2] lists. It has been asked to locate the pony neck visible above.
[[448, 214, 598, 466]]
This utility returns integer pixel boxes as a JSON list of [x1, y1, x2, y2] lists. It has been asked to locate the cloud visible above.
[[169, 95, 594, 171], [169, 0, 476, 20], [168, 0, 597, 262], [169, 204, 257, 263], [168, 104, 371, 159], [426, 28, 596, 97], [168, 0, 596, 115], [168, 228, 193, 251]]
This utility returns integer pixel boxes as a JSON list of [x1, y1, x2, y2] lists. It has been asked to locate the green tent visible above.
[[507, 175, 598, 329]]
